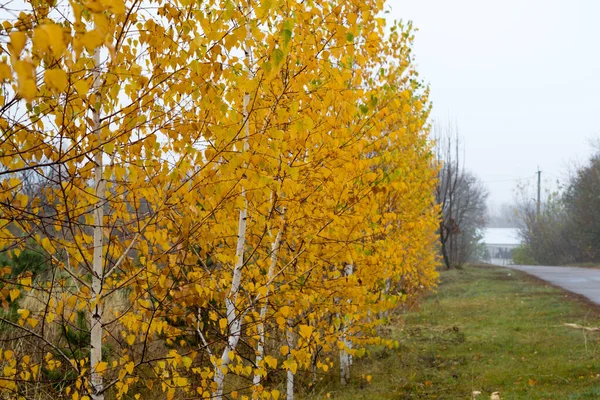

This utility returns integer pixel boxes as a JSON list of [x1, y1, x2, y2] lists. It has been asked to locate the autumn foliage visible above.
[[0, 0, 438, 398]]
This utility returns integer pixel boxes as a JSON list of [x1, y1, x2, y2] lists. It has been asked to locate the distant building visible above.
[[481, 228, 521, 265]]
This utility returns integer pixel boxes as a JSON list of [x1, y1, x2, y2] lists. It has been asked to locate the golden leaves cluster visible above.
[[0, 0, 438, 398]]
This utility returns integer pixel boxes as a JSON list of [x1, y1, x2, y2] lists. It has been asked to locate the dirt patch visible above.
[[405, 325, 466, 344]]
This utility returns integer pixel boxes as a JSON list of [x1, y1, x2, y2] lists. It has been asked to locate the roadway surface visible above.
[[502, 264, 600, 305]]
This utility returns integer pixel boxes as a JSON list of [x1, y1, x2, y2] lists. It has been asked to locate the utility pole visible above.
[[536, 169, 541, 217]]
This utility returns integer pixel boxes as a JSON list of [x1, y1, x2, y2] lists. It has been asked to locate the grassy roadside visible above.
[[306, 265, 600, 399]]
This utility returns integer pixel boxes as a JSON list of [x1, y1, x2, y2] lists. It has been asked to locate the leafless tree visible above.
[[434, 122, 488, 268]]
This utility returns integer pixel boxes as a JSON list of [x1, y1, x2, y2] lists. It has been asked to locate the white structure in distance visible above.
[[481, 228, 521, 266]]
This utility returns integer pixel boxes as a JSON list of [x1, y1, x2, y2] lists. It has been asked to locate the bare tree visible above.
[[447, 172, 488, 265], [434, 123, 488, 268]]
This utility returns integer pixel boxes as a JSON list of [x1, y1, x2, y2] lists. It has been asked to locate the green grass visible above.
[[306, 265, 600, 399]]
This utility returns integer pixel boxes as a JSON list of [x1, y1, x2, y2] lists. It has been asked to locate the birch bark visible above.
[[213, 6, 253, 398], [339, 264, 354, 386], [90, 46, 104, 400], [286, 322, 294, 400], [253, 209, 285, 387]]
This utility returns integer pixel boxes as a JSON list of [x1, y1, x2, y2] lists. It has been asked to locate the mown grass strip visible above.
[[306, 265, 600, 399]]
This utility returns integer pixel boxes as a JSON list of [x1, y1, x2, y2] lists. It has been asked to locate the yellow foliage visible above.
[[9, 31, 26, 56], [95, 362, 108, 374], [0, 0, 438, 397], [44, 68, 68, 92]]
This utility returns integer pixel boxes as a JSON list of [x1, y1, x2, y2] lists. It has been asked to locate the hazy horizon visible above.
[[388, 0, 600, 207]]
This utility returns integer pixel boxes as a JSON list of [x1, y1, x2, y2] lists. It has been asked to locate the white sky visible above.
[[388, 0, 600, 206]]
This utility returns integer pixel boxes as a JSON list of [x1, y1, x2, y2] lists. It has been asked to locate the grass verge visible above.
[[306, 265, 600, 399]]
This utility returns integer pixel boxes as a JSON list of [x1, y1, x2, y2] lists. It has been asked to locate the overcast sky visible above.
[[388, 0, 600, 206]]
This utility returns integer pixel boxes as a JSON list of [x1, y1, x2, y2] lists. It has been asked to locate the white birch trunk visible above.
[[383, 277, 391, 318], [214, 314, 243, 398], [339, 264, 353, 386], [286, 323, 294, 400], [214, 172, 248, 399], [339, 326, 352, 385], [214, 10, 253, 398], [253, 209, 285, 387], [90, 46, 104, 400]]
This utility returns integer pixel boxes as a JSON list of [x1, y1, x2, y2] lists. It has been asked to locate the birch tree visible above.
[[0, 0, 440, 398]]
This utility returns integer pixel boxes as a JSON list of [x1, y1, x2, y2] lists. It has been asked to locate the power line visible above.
[[483, 175, 536, 183]]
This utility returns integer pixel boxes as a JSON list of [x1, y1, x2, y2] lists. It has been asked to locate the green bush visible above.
[[0, 245, 49, 278], [512, 244, 537, 265]]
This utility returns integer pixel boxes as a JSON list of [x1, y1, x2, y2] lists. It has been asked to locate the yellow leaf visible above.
[[17, 309, 30, 319], [18, 79, 36, 102], [9, 288, 20, 302], [45, 69, 68, 92], [41, 237, 51, 251], [33, 26, 50, 54], [175, 376, 188, 387], [42, 24, 66, 58], [126, 334, 135, 346], [219, 318, 227, 332], [104, 141, 115, 154], [298, 324, 313, 339], [125, 361, 134, 374], [95, 361, 108, 374], [9, 31, 26, 57], [264, 355, 277, 369], [81, 30, 104, 53], [279, 305, 290, 317], [74, 80, 89, 97], [279, 346, 289, 356], [100, 0, 126, 14], [347, 13, 358, 25], [182, 356, 193, 369], [288, 361, 297, 374], [271, 390, 280, 400], [67, 295, 77, 309], [0, 63, 11, 81], [93, 13, 109, 34]]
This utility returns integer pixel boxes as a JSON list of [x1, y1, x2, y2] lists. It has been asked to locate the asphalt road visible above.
[[503, 265, 600, 305]]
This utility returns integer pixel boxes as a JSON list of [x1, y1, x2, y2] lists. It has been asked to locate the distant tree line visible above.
[[486, 203, 519, 228], [515, 150, 600, 265]]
